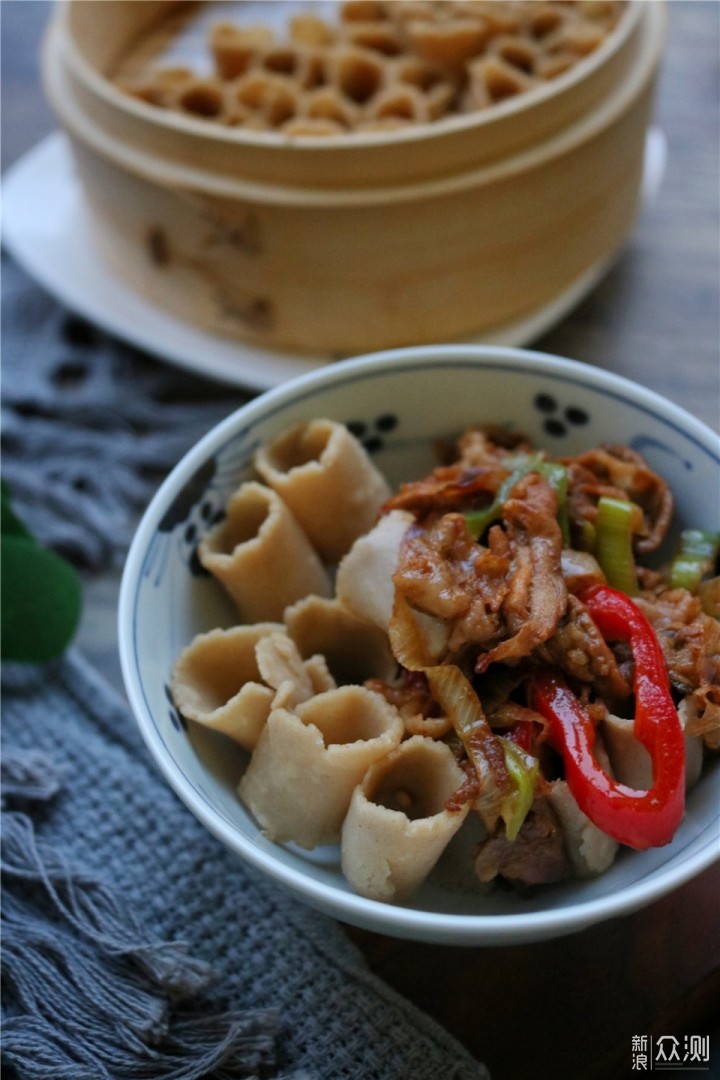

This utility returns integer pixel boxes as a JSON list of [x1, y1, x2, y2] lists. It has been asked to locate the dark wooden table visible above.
[[3, 4, 719, 1079]]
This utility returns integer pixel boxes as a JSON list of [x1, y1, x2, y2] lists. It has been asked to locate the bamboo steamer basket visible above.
[[42, 1, 665, 358]]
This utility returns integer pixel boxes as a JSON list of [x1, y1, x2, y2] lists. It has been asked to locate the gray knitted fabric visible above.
[[2, 655, 490, 1079], [1, 254, 492, 1080], [1, 253, 250, 570]]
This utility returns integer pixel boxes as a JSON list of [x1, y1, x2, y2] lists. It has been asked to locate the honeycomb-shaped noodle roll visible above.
[[403, 18, 493, 66], [490, 35, 540, 75], [341, 0, 389, 23], [553, 22, 609, 57], [303, 86, 360, 129], [465, 54, 536, 109], [366, 83, 433, 124], [393, 57, 458, 118], [327, 45, 387, 106], [452, 2, 523, 36], [534, 52, 582, 81], [289, 13, 337, 49], [536, 11, 566, 39], [342, 20, 404, 56], [118, 66, 197, 108], [174, 77, 227, 120], [229, 71, 299, 127], [115, 0, 627, 135], [210, 23, 274, 79]]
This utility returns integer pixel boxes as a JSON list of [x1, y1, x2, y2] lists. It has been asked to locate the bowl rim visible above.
[[118, 344, 720, 944], [54, 0, 645, 153]]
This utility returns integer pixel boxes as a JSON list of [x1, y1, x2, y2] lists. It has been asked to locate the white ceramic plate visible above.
[[3, 131, 666, 392], [118, 345, 719, 945]]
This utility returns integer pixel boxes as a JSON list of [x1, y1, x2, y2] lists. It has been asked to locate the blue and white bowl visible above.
[[119, 345, 720, 945]]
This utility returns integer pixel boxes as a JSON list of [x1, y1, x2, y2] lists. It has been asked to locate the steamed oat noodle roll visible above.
[[283, 595, 397, 685], [171, 624, 282, 750], [546, 781, 619, 879], [335, 509, 414, 632], [254, 419, 391, 563], [254, 629, 336, 712], [341, 735, 469, 903], [118, 1, 626, 133], [238, 685, 403, 849], [335, 509, 450, 661], [601, 712, 704, 793], [197, 481, 331, 621]]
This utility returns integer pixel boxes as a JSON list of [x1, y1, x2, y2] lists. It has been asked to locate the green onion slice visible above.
[[669, 529, 720, 593], [594, 496, 639, 596]]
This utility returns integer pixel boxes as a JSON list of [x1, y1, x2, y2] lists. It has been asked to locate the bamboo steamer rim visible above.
[[45, 1, 664, 207], [55, 0, 645, 149]]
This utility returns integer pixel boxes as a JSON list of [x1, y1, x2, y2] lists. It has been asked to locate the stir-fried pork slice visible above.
[[635, 588, 720, 693], [455, 427, 533, 468], [483, 699, 544, 732], [473, 795, 569, 885], [475, 472, 567, 672], [698, 576, 720, 619], [564, 444, 673, 554], [382, 462, 509, 518], [393, 513, 509, 655], [560, 548, 606, 594], [384, 427, 540, 519], [635, 587, 720, 747], [680, 690, 720, 750], [537, 593, 631, 705], [365, 671, 453, 739]]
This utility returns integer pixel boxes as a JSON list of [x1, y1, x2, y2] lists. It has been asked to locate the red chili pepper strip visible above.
[[531, 584, 685, 850], [503, 719, 538, 755]]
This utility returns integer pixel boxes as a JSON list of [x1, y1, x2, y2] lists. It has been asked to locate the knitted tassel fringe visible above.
[[1, 750, 282, 1079]]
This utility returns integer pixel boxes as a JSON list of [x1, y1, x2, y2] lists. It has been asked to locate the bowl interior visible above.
[[119, 346, 720, 944]]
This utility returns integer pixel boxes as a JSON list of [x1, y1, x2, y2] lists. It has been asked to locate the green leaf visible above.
[[1, 535, 83, 662]]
